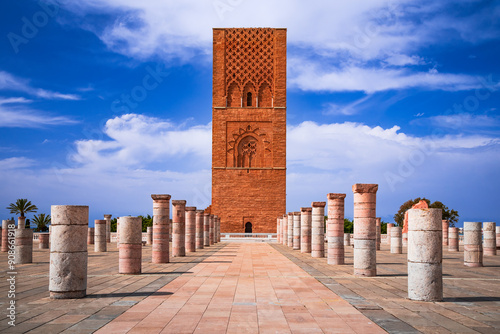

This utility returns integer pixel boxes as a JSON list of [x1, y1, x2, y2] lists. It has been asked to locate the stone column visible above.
[[407, 208, 443, 301], [386, 223, 394, 247], [448, 227, 459, 252], [116, 219, 120, 246], [196, 210, 204, 250], [344, 233, 351, 246], [217, 217, 221, 242], [300, 207, 312, 253], [94, 220, 107, 252], [352, 183, 378, 277], [483, 222, 496, 256], [277, 217, 281, 243], [403, 232, 408, 247], [87, 227, 94, 245], [311, 202, 326, 258], [119, 216, 142, 274], [1, 220, 10, 252], [496, 226, 500, 250], [287, 212, 294, 247], [327, 193, 346, 265], [18, 216, 26, 229], [146, 226, 152, 245], [152, 194, 171, 263], [39, 232, 50, 249], [185, 207, 196, 252], [50, 205, 88, 299], [391, 226, 402, 254], [213, 215, 219, 244], [15, 228, 33, 264], [203, 212, 210, 247], [172, 200, 186, 257], [375, 218, 381, 250], [282, 215, 287, 246], [293, 212, 301, 250], [209, 214, 215, 246], [442, 220, 449, 246], [104, 214, 112, 243], [464, 222, 483, 267]]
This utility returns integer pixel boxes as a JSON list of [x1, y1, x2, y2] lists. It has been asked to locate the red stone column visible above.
[[448, 227, 459, 252], [39, 232, 49, 249], [118, 216, 142, 274], [375, 217, 381, 250], [293, 212, 301, 250], [282, 215, 287, 246], [196, 210, 204, 250], [300, 208, 312, 253], [185, 207, 196, 252], [151, 194, 171, 263], [386, 223, 394, 247], [496, 226, 500, 250], [327, 193, 346, 265], [464, 222, 482, 267], [172, 200, 186, 257], [311, 202, 326, 258], [94, 220, 107, 252], [442, 220, 449, 246], [287, 212, 294, 247], [209, 214, 215, 245], [87, 228, 94, 245], [213, 215, 219, 244], [483, 222, 496, 256], [217, 216, 221, 242], [203, 212, 210, 247], [1, 220, 10, 252], [104, 214, 112, 243], [352, 183, 378, 277], [277, 217, 281, 243], [344, 233, 351, 246]]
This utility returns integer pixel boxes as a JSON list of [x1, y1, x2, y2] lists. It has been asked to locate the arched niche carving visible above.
[[227, 81, 241, 107], [258, 82, 272, 107], [242, 83, 256, 107], [227, 124, 272, 168]]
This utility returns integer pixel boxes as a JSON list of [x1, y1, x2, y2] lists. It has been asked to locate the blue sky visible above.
[[0, 0, 499, 227]]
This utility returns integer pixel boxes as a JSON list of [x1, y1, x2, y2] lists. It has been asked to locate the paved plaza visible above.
[[0, 241, 499, 333]]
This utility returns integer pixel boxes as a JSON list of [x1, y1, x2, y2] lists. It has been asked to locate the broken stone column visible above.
[[327, 193, 346, 265], [152, 194, 171, 263], [39, 232, 50, 249], [375, 217, 381, 251], [146, 226, 152, 245], [217, 216, 221, 242], [203, 212, 210, 247], [311, 202, 326, 258], [15, 228, 33, 264], [213, 215, 219, 244], [1, 220, 10, 252], [293, 212, 301, 250], [391, 226, 403, 254], [344, 233, 351, 246], [94, 220, 107, 252], [209, 214, 214, 246], [196, 210, 204, 250], [407, 208, 443, 301], [104, 214, 112, 243], [496, 226, 500, 250], [118, 216, 142, 274], [87, 227, 94, 245], [282, 215, 288, 246], [448, 227, 459, 252], [287, 212, 293, 247], [18, 216, 26, 229], [185, 207, 196, 252], [49, 205, 88, 299], [172, 200, 186, 257], [300, 207, 312, 253], [353, 184, 378, 277], [277, 217, 281, 243], [386, 223, 394, 247], [464, 222, 483, 267], [442, 220, 449, 246], [483, 222, 496, 256]]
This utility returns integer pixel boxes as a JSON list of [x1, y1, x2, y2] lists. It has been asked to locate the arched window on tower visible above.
[[237, 135, 257, 167], [258, 82, 272, 107], [242, 83, 255, 108], [227, 82, 240, 107], [247, 92, 252, 107]]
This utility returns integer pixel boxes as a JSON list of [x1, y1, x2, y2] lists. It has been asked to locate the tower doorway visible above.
[[245, 222, 252, 233]]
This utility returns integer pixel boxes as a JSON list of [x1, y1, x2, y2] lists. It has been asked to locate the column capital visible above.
[[327, 193, 346, 200], [300, 207, 312, 212], [151, 194, 171, 201], [311, 201, 326, 208], [103, 214, 112, 219], [352, 183, 378, 194], [171, 200, 187, 206], [185, 206, 196, 211]]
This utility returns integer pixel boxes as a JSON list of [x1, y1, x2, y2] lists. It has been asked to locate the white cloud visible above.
[[0, 104, 78, 128], [0, 157, 36, 170], [424, 114, 500, 129]]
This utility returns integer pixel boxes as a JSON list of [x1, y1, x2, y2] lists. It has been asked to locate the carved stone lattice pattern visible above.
[[227, 125, 272, 168], [225, 28, 274, 97]]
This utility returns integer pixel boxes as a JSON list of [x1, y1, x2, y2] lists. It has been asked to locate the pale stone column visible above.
[[185, 207, 196, 252], [172, 200, 186, 257], [203, 212, 210, 247], [300, 207, 312, 253], [464, 222, 483, 267], [327, 193, 346, 265], [15, 228, 33, 264], [146, 226, 152, 245], [448, 227, 459, 252], [104, 214, 112, 243], [391, 226, 402, 254], [375, 217, 381, 250], [39, 232, 50, 249], [496, 226, 500, 250], [352, 183, 378, 277], [151, 194, 171, 263], [282, 215, 287, 246], [287, 212, 294, 247], [119, 216, 142, 274], [407, 208, 443, 301], [403, 232, 408, 247], [293, 212, 301, 250], [196, 210, 204, 249], [386, 223, 394, 247], [50, 205, 88, 299], [344, 233, 351, 246], [277, 217, 281, 243], [1, 220, 10, 252], [483, 222, 496, 256], [209, 214, 214, 245], [116, 219, 120, 246], [18, 216, 26, 229], [87, 228, 95, 245], [442, 220, 449, 246], [311, 202, 326, 258], [94, 220, 107, 252]]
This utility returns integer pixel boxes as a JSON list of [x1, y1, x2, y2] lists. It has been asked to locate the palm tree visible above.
[[32, 214, 51, 232], [6, 199, 38, 229]]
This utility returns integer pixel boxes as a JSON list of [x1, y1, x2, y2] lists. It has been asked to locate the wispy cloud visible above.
[[0, 157, 36, 170], [0, 103, 78, 128]]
